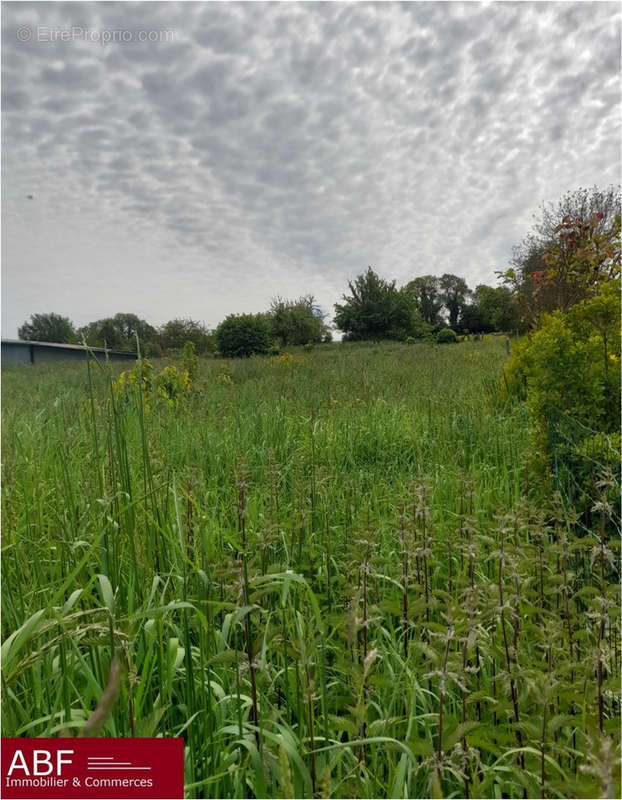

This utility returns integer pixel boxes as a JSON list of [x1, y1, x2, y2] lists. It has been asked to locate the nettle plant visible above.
[[2, 339, 620, 800]]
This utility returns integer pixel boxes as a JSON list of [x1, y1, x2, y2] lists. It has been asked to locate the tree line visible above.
[[17, 313, 216, 357], [14, 273, 511, 359], [16, 296, 333, 358], [15, 185, 619, 357]]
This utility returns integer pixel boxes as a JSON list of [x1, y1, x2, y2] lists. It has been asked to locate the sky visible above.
[[2, 1, 620, 338]]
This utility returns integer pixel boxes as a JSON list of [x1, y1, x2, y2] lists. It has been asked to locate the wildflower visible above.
[[155, 365, 190, 403]]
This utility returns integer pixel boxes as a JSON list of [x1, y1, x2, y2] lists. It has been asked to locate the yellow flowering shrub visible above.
[[113, 359, 153, 398], [155, 365, 191, 404]]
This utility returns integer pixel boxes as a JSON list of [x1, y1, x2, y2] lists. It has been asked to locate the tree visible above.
[[404, 276, 444, 327], [216, 314, 272, 358], [268, 295, 330, 346], [79, 318, 126, 351], [18, 313, 76, 343], [459, 285, 518, 333], [458, 303, 490, 334], [159, 318, 215, 354], [334, 267, 428, 341], [439, 274, 470, 330], [112, 313, 158, 348], [502, 185, 620, 328], [78, 313, 159, 354]]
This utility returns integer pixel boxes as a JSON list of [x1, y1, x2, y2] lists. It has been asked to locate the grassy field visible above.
[[2, 339, 619, 799]]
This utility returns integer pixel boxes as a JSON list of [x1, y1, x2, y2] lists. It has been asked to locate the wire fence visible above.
[[550, 406, 621, 541]]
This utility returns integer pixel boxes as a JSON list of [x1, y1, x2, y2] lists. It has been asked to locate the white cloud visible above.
[[2, 1, 620, 336]]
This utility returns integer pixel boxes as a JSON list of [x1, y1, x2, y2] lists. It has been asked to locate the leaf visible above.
[[135, 706, 167, 738], [1, 609, 47, 677], [97, 574, 115, 614], [407, 737, 434, 757], [389, 752, 408, 800], [444, 720, 481, 751], [61, 589, 83, 615]]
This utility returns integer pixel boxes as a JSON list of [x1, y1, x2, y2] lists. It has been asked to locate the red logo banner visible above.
[[1, 738, 184, 799]]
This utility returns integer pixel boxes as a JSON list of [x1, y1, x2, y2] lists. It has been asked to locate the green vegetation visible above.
[[502, 185, 620, 329], [436, 328, 458, 344], [79, 312, 160, 355], [159, 319, 216, 356], [335, 267, 429, 341], [18, 312, 76, 343], [268, 296, 331, 346], [2, 338, 620, 799], [503, 282, 620, 481], [216, 313, 273, 358]]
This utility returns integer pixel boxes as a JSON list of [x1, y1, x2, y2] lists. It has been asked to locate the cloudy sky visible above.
[[2, 1, 620, 337]]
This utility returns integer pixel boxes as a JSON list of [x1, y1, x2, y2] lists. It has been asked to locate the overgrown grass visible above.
[[2, 339, 619, 798]]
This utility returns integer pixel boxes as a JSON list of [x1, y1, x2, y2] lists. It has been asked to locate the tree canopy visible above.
[[439, 273, 470, 330], [78, 313, 159, 354], [502, 185, 620, 328], [459, 285, 518, 334], [334, 267, 428, 341], [159, 318, 215, 354], [404, 275, 443, 327], [18, 313, 76, 343], [268, 296, 330, 346]]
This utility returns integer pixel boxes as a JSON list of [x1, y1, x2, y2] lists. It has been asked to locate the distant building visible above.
[[1, 339, 138, 365]]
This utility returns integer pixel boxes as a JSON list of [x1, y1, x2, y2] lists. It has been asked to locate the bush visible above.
[[502, 279, 620, 480], [437, 328, 458, 344], [268, 296, 329, 345], [216, 314, 272, 358]]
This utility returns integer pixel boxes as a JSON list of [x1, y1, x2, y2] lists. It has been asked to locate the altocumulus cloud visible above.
[[2, 1, 620, 336]]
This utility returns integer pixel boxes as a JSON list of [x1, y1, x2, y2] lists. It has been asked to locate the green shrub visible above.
[[216, 314, 272, 358], [502, 279, 620, 480], [437, 328, 458, 344]]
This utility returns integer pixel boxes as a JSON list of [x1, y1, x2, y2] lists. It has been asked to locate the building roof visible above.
[[1, 339, 137, 357]]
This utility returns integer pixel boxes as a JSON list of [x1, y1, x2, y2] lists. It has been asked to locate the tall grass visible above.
[[2, 339, 619, 798]]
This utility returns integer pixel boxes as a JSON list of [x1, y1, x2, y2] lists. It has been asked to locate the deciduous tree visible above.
[[502, 185, 620, 327], [268, 296, 330, 346], [404, 276, 444, 327], [159, 318, 215, 354], [439, 273, 470, 330], [79, 313, 159, 353], [18, 313, 76, 343]]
